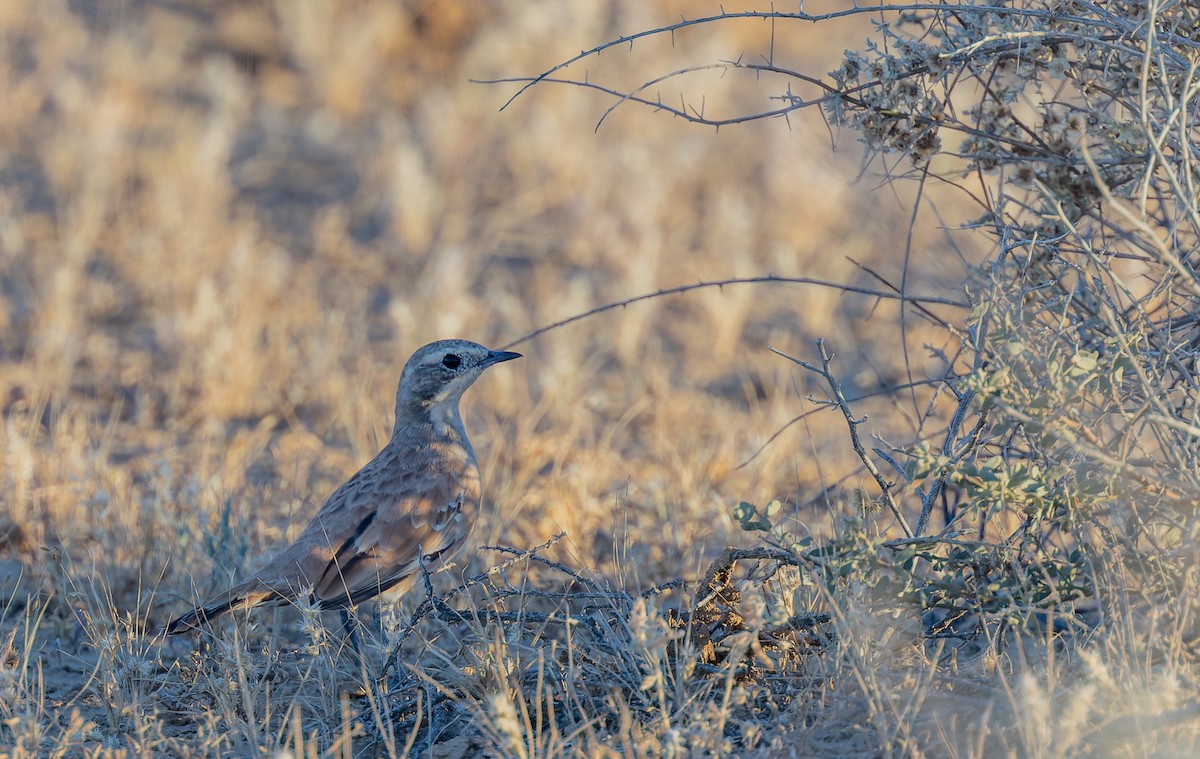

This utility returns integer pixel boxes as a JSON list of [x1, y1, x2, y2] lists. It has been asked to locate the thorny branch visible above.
[[500, 275, 966, 351], [771, 340, 915, 539], [916, 389, 988, 537], [380, 533, 569, 677], [490, 5, 1198, 114]]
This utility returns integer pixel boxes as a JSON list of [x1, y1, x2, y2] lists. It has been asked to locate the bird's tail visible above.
[[163, 584, 276, 635], [164, 600, 236, 635]]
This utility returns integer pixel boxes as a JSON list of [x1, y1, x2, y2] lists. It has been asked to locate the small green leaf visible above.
[[732, 502, 755, 522], [1072, 351, 1098, 372]]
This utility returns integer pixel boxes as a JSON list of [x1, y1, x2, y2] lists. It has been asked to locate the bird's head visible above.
[[396, 339, 521, 420]]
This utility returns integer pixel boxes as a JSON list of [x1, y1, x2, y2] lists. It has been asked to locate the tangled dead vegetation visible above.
[[355, 538, 843, 755]]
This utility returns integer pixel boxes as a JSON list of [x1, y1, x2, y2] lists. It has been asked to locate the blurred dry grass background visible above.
[[0, 0, 988, 753]]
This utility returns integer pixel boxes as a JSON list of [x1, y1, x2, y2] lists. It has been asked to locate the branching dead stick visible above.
[[492, 5, 1161, 112], [738, 376, 955, 470], [380, 533, 567, 677], [460, 533, 567, 598], [480, 65, 1088, 156], [770, 340, 915, 538], [500, 276, 966, 351], [479, 62, 840, 131], [705, 546, 820, 575], [481, 541, 604, 593], [847, 257, 956, 329], [592, 62, 830, 131], [915, 392, 988, 537], [641, 578, 690, 598], [882, 534, 1011, 551]]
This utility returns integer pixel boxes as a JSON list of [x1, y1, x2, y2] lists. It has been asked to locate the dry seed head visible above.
[[628, 597, 676, 650], [663, 728, 686, 757], [487, 689, 527, 759], [740, 584, 767, 630], [1057, 682, 1097, 751], [1080, 648, 1115, 692]]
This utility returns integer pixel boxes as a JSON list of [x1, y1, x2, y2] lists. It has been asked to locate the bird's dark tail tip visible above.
[[163, 599, 237, 635], [163, 609, 204, 636]]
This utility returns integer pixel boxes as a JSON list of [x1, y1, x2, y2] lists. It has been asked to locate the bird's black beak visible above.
[[484, 349, 522, 366]]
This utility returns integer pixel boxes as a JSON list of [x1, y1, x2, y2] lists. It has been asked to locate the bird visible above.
[[165, 339, 521, 635]]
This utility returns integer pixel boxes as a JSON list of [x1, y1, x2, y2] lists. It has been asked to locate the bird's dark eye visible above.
[[441, 354, 462, 370]]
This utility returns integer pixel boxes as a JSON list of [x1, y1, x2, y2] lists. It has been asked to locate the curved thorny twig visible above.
[[498, 275, 966, 351], [486, 5, 1197, 115]]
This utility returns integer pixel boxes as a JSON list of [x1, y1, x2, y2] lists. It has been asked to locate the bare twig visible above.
[[915, 390, 988, 537], [499, 276, 966, 351], [736, 377, 955, 470], [489, 5, 1194, 114], [771, 340, 915, 538], [479, 60, 1108, 157], [380, 533, 568, 677], [481, 541, 604, 593]]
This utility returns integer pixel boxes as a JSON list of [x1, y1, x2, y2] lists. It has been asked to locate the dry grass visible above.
[[0, 1, 1196, 756]]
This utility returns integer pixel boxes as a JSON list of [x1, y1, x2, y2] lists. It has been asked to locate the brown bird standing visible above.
[[166, 339, 520, 634]]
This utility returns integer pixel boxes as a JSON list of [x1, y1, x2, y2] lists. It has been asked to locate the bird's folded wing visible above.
[[309, 478, 472, 607]]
